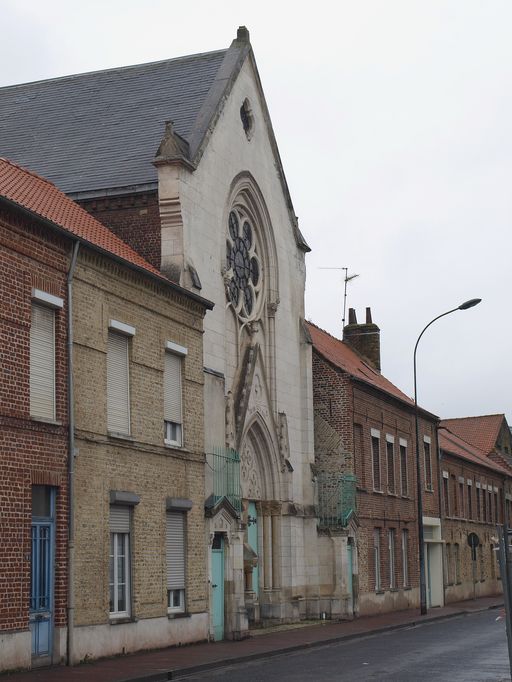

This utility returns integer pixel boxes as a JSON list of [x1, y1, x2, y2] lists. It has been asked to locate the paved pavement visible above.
[[3, 596, 503, 682]]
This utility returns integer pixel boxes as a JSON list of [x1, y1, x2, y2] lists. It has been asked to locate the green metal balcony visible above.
[[317, 472, 357, 529], [208, 446, 242, 514]]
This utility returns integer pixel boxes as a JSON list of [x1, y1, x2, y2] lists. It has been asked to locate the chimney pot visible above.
[[348, 308, 357, 325], [366, 307, 373, 324]]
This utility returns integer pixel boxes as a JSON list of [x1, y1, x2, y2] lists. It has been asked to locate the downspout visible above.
[[66, 241, 80, 666]]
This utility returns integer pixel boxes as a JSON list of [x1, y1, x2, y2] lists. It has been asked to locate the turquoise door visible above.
[[347, 541, 353, 601], [248, 502, 259, 596], [30, 486, 55, 664], [211, 534, 224, 641]]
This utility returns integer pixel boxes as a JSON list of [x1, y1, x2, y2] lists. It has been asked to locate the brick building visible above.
[[0, 160, 71, 670], [307, 310, 443, 617], [438, 425, 510, 603], [0, 159, 212, 670], [0, 28, 320, 639]]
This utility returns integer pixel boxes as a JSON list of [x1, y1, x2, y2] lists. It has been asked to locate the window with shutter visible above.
[[107, 332, 130, 435], [30, 303, 56, 420], [164, 352, 183, 446], [166, 511, 185, 612]]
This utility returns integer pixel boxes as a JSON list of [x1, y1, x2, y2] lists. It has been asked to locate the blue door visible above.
[[248, 502, 259, 596], [30, 486, 55, 664], [211, 534, 224, 641]]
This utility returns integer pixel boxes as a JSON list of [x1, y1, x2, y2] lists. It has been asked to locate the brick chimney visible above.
[[343, 307, 381, 371]]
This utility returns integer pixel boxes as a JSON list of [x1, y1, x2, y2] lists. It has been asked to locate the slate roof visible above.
[[0, 156, 210, 310], [440, 415, 505, 455], [306, 321, 437, 417], [438, 426, 510, 476], [0, 50, 227, 194]]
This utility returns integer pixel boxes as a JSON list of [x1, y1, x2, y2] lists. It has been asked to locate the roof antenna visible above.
[[318, 267, 360, 334]]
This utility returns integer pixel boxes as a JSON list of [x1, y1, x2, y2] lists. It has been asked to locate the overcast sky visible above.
[[2, 1, 511, 422]]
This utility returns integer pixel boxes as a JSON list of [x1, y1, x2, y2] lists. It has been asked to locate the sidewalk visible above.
[[4, 596, 503, 682]]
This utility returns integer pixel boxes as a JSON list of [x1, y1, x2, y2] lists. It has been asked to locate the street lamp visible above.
[[413, 298, 481, 615]]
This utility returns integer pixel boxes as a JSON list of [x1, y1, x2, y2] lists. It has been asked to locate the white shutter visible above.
[[109, 505, 130, 533], [30, 303, 55, 419], [166, 512, 185, 590], [164, 353, 182, 424], [107, 332, 130, 434]]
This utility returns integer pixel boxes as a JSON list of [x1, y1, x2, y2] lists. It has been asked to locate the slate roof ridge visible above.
[[1, 48, 228, 91]]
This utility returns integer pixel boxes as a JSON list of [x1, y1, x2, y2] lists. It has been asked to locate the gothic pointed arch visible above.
[[223, 172, 279, 323], [240, 414, 282, 502]]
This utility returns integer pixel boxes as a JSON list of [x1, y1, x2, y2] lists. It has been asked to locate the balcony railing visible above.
[[208, 447, 242, 514], [317, 472, 357, 528]]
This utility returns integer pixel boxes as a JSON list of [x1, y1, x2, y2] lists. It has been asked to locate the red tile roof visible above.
[[438, 426, 510, 475], [440, 415, 505, 455], [0, 157, 163, 279], [306, 321, 436, 416]]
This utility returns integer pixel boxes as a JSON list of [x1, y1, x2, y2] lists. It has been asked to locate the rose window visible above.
[[226, 209, 262, 319]]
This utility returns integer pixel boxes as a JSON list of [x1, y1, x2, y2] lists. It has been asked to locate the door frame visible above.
[[30, 486, 56, 666]]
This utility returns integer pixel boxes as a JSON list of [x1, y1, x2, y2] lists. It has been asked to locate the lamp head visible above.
[[458, 298, 482, 310]]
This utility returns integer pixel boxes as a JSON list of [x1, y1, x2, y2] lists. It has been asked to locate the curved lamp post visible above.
[[414, 298, 481, 615]]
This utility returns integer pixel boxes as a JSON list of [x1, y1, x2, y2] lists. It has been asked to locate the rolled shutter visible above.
[[30, 304, 55, 419], [107, 332, 130, 433], [166, 512, 185, 590], [164, 353, 182, 424], [110, 505, 130, 533]]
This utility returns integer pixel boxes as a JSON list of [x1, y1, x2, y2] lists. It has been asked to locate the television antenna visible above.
[[318, 267, 360, 332]]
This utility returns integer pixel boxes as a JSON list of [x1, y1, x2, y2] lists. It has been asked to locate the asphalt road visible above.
[[181, 610, 511, 681]]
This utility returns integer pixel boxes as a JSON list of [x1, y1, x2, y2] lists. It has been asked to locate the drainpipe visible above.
[[66, 241, 80, 666]]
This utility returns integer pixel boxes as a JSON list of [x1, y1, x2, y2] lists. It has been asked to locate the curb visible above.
[[119, 602, 503, 682]]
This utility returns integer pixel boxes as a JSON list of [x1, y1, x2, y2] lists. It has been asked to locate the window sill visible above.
[[403, 585, 412, 591], [167, 611, 190, 620], [389, 587, 399, 592], [424, 488, 434, 494], [164, 440, 184, 449], [31, 416, 62, 426], [108, 431, 135, 442], [375, 589, 385, 595], [373, 489, 384, 495], [109, 615, 135, 625]]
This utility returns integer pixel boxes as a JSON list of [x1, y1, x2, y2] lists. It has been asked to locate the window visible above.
[[371, 430, 381, 491], [454, 543, 460, 583], [451, 476, 458, 517], [388, 529, 396, 589], [443, 473, 450, 516], [459, 481, 464, 518], [374, 529, 381, 591], [399, 439, 408, 497], [482, 486, 487, 522], [164, 341, 187, 447], [166, 511, 186, 612], [402, 529, 409, 587], [30, 302, 59, 419], [467, 480, 473, 519], [445, 543, 452, 584], [109, 506, 131, 616], [107, 327, 133, 435], [423, 437, 433, 491], [476, 486, 481, 520], [386, 436, 395, 494]]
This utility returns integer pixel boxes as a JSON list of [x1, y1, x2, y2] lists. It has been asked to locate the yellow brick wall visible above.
[[72, 248, 208, 626]]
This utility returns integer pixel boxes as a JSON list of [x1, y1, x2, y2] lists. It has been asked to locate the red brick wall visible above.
[[78, 192, 161, 270], [0, 205, 69, 634], [440, 452, 504, 602], [312, 349, 440, 611]]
